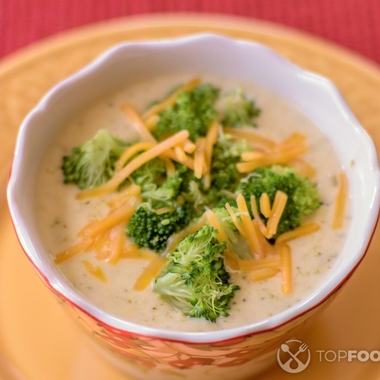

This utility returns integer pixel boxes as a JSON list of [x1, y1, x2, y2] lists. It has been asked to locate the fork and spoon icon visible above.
[[277, 341, 311, 373]]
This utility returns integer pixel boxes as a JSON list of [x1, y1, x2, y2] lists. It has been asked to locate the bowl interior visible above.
[[7, 34, 380, 342]]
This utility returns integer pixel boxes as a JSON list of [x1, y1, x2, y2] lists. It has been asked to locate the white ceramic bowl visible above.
[[7, 34, 380, 379]]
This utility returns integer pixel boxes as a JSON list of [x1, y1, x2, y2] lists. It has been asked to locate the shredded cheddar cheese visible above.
[[205, 209, 229, 245], [162, 157, 176, 176], [332, 171, 348, 229], [107, 184, 141, 209], [142, 77, 201, 121], [289, 158, 316, 178], [54, 238, 93, 264], [225, 202, 246, 237], [161, 148, 195, 170], [121, 103, 156, 143], [194, 137, 207, 179], [236, 194, 265, 258], [248, 268, 280, 283], [259, 193, 272, 218], [122, 245, 157, 260], [238, 257, 280, 272], [174, 146, 187, 163], [79, 196, 140, 237], [237, 133, 309, 173], [145, 114, 160, 131], [275, 222, 320, 244], [266, 191, 288, 238], [181, 139, 196, 154], [82, 260, 108, 283], [203, 122, 220, 189], [250, 191, 287, 239], [133, 256, 167, 291], [223, 127, 276, 152], [278, 243, 292, 294], [275, 133, 306, 152], [224, 250, 241, 272], [115, 142, 155, 173], [107, 223, 125, 264]]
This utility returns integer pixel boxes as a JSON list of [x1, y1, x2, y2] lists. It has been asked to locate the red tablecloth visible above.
[[1, 0, 380, 65]]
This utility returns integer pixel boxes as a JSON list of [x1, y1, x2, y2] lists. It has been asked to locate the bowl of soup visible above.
[[7, 34, 380, 379]]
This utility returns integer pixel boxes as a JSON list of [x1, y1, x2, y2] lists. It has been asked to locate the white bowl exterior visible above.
[[7, 34, 380, 343]]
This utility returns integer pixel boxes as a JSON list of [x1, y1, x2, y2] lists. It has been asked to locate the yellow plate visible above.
[[1, 14, 380, 380]]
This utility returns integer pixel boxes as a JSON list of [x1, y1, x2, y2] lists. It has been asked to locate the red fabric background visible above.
[[1, 0, 380, 65]]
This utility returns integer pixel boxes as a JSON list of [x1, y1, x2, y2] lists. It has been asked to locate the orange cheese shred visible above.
[[248, 268, 280, 283], [250, 192, 287, 239], [92, 230, 112, 260], [122, 245, 157, 260], [82, 260, 108, 283], [241, 151, 266, 162], [133, 256, 167, 291], [223, 127, 276, 152], [205, 209, 240, 271], [238, 257, 280, 272], [278, 243, 292, 294], [289, 158, 316, 178], [107, 223, 125, 264], [114, 142, 155, 173], [162, 157, 176, 176], [144, 114, 160, 131], [266, 191, 288, 238], [225, 202, 246, 237], [275, 222, 320, 244], [142, 77, 201, 121], [161, 148, 195, 170], [203, 122, 220, 189], [332, 171, 349, 230], [252, 220, 276, 256], [224, 250, 241, 272], [194, 137, 207, 179], [237, 140, 309, 173], [79, 196, 140, 238], [275, 133, 306, 152], [236, 194, 265, 258], [250, 195, 269, 236], [174, 146, 187, 163], [181, 139, 196, 154], [259, 193, 272, 218], [205, 209, 229, 245], [54, 238, 93, 264], [107, 184, 141, 209], [121, 103, 156, 143]]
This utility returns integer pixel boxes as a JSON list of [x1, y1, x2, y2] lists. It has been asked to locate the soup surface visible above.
[[35, 74, 350, 332]]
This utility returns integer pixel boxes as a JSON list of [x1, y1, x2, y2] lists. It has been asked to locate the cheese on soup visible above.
[[35, 74, 350, 332]]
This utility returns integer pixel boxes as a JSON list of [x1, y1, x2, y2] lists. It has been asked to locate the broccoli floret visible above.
[[209, 133, 251, 193], [220, 87, 261, 128], [239, 165, 321, 235], [212, 207, 252, 260], [141, 170, 184, 208], [153, 83, 220, 141], [126, 203, 195, 252], [182, 180, 208, 208], [153, 226, 240, 322], [130, 157, 166, 190], [61, 129, 128, 189]]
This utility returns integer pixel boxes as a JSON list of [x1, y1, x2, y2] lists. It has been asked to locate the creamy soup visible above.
[[35, 74, 350, 332]]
